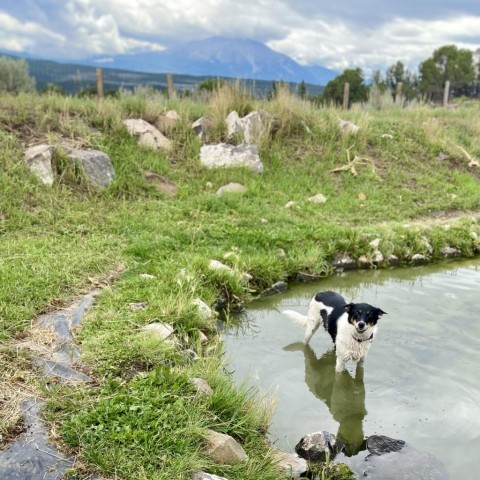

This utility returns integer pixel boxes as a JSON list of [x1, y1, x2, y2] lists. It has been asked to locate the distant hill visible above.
[[0, 51, 327, 97], [85, 37, 338, 86]]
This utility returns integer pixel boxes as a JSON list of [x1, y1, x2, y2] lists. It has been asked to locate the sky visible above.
[[1, 0, 479, 74]]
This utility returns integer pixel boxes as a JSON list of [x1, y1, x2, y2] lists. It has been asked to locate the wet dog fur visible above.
[[282, 290, 386, 372]]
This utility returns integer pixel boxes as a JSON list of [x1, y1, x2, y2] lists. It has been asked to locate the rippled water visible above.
[[223, 259, 480, 478]]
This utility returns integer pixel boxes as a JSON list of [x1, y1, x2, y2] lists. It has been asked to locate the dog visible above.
[[282, 290, 386, 372]]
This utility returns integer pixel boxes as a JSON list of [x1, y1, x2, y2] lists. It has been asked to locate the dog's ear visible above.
[[344, 303, 353, 313], [377, 308, 387, 317]]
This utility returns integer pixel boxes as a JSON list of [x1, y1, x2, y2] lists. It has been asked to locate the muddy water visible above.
[[223, 259, 480, 478]]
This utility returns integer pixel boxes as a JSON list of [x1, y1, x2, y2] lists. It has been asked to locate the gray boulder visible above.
[[192, 116, 213, 141], [270, 448, 307, 477], [363, 435, 449, 479], [200, 143, 263, 173], [24, 145, 54, 186], [295, 431, 342, 462], [68, 149, 115, 188]]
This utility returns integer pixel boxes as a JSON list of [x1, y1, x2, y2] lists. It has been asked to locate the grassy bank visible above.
[[1, 88, 479, 479]]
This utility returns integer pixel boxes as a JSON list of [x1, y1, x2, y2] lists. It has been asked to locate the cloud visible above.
[[0, 0, 479, 73]]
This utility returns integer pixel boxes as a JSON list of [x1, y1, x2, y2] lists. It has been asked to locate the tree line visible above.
[[320, 44, 480, 106]]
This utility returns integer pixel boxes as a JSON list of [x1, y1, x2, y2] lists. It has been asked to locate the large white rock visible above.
[[200, 143, 263, 173], [24, 145, 54, 186], [124, 118, 172, 151]]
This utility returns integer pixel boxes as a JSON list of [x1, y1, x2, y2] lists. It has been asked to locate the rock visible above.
[[295, 431, 341, 462], [190, 377, 213, 396], [140, 273, 156, 279], [437, 152, 449, 161], [440, 246, 461, 258], [209, 259, 234, 273], [24, 145, 54, 186], [261, 281, 288, 296], [192, 116, 213, 141], [208, 259, 251, 283], [198, 330, 209, 344], [332, 253, 356, 271], [129, 301, 147, 311], [143, 171, 177, 196], [225, 111, 243, 138], [372, 249, 384, 263], [388, 254, 400, 266], [421, 236, 433, 254], [226, 110, 276, 143], [284, 200, 297, 209], [270, 448, 307, 477], [192, 472, 229, 480], [156, 110, 181, 133], [308, 193, 327, 204], [193, 298, 214, 320], [203, 430, 248, 465], [367, 435, 405, 455], [140, 322, 174, 340], [200, 143, 263, 173], [215, 182, 246, 196], [381, 133, 394, 139], [123, 118, 172, 151], [358, 255, 372, 268], [68, 149, 115, 188], [411, 253, 429, 265], [363, 435, 449, 480], [369, 238, 381, 248], [338, 119, 360, 135]]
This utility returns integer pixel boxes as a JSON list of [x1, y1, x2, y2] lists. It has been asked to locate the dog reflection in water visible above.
[[284, 342, 367, 456]]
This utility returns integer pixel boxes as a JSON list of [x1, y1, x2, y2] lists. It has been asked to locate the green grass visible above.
[[1, 90, 479, 479]]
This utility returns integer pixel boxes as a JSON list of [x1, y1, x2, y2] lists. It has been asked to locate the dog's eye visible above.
[[358, 310, 362, 315]]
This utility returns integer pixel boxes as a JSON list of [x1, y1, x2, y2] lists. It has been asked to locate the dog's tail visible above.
[[281, 309, 309, 327]]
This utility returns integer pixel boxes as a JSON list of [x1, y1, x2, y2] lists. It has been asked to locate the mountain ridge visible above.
[[85, 36, 337, 86]]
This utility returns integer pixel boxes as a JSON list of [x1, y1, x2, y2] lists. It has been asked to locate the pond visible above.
[[223, 259, 480, 478]]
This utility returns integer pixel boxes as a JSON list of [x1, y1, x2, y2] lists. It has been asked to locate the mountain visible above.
[[85, 37, 337, 86], [0, 52, 325, 97]]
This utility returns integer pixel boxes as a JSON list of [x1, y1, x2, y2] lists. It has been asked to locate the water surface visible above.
[[223, 259, 480, 477]]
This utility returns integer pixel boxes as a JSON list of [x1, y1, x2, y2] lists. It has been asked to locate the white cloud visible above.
[[0, 1, 479, 73]]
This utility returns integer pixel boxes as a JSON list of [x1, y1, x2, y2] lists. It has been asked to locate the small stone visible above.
[[284, 200, 297, 209], [373, 249, 384, 263], [192, 472, 229, 480], [68, 149, 115, 188], [308, 193, 327, 204], [215, 182, 246, 196], [124, 118, 172, 151], [411, 253, 429, 265], [270, 448, 307, 477], [190, 377, 213, 396], [338, 119, 359, 135], [358, 255, 372, 268], [261, 281, 288, 296], [140, 273, 156, 279], [204, 430, 248, 465], [367, 435, 406, 455], [388, 254, 400, 266], [129, 302, 147, 311], [193, 298, 214, 320], [440, 246, 461, 258], [140, 322, 174, 340], [358, 192, 366, 201], [332, 253, 356, 271]]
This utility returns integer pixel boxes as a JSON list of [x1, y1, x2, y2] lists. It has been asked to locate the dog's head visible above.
[[344, 302, 387, 334]]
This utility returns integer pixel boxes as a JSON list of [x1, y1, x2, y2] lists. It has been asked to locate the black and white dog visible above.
[[282, 291, 386, 372]]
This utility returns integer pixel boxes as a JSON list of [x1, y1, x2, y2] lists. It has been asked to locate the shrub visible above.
[[0, 56, 36, 94]]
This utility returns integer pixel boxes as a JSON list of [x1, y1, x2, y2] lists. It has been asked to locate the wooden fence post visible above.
[[96, 68, 104, 99], [167, 74, 175, 98], [343, 82, 350, 109], [395, 82, 403, 105], [443, 81, 450, 107]]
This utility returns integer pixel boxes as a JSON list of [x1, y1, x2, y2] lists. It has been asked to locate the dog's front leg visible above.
[[335, 355, 348, 372]]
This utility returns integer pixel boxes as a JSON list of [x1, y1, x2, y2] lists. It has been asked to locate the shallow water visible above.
[[223, 259, 480, 478]]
